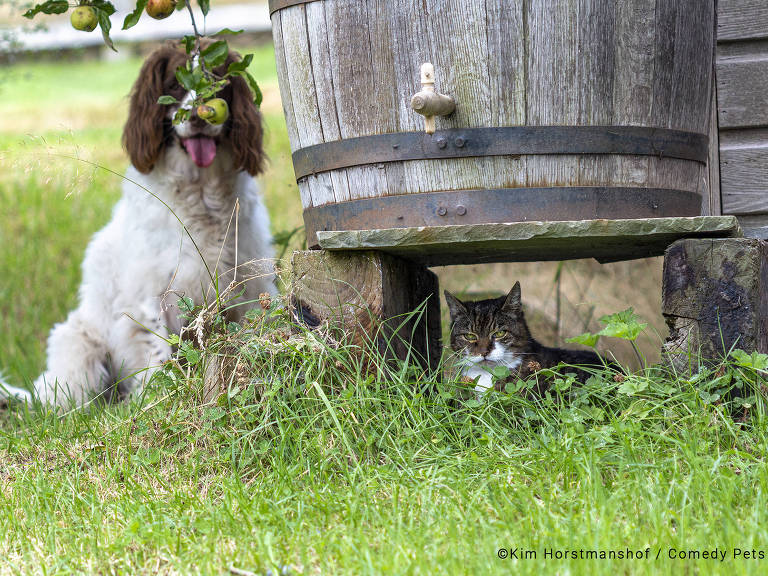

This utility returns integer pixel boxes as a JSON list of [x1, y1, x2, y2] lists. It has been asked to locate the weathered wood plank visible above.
[[386, 0, 434, 197], [671, 0, 714, 132], [720, 127, 768, 215], [316, 216, 741, 267], [484, 0, 527, 188], [305, 1, 352, 205], [281, 6, 335, 208], [291, 250, 441, 372], [324, 0, 392, 203], [735, 215, 768, 239], [721, 191, 768, 215], [576, 0, 616, 187], [716, 54, 768, 129], [270, 11, 299, 153], [525, 0, 579, 188], [720, 144, 768, 214], [650, 0, 677, 129], [486, 0, 526, 127], [305, 2, 339, 143], [662, 238, 768, 372], [421, 0, 491, 191], [706, 75, 721, 216], [717, 0, 768, 41], [612, 0, 655, 188]]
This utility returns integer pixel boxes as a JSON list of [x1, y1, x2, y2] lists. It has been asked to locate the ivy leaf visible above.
[[197, 0, 210, 16], [597, 307, 647, 341], [157, 95, 179, 105], [202, 40, 229, 68], [23, 0, 68, 18], [122, 0, 147, 30], [566, 332, 600, 348]]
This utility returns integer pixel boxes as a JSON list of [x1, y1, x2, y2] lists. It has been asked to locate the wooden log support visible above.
[[291, 250, 442, 372], [662, 238, 768, 371]]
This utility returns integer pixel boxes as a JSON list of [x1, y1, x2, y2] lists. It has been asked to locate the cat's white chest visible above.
[[461, 356, 522, 398]]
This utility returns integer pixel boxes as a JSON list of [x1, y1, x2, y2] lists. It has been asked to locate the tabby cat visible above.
[[445, 281, 608, 397]]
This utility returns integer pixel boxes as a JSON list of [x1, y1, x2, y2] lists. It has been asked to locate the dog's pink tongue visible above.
[[182, 137, 217, 167]]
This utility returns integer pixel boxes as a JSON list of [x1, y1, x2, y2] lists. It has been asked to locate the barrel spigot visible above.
[[410, 62, 456, 134]]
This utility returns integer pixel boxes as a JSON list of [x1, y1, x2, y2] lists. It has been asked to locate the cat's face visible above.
[[444, 282, 531, 367]]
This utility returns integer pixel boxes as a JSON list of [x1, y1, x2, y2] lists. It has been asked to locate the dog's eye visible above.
[[168, 85, 186, 100]]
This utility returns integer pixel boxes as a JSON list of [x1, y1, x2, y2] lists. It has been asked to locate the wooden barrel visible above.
[[270, 0, 715, 250]]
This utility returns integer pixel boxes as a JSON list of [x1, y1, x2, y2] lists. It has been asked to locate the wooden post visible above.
[[662, 238, 768, 371], [291, 250, 442, 372]]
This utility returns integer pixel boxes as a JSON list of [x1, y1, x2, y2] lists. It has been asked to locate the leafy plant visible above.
[[22, 0, 262, 121], [566, 307, 648, 367]]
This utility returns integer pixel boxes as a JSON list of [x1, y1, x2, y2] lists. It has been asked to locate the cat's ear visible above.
[[444, 290, 467, 318], [502, 281, 523, 314]]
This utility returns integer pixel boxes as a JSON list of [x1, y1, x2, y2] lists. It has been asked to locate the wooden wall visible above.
[[717, 0, 768, 236]]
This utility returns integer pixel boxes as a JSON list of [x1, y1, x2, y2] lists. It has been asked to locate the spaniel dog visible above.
[[0, 43, 276, 408]]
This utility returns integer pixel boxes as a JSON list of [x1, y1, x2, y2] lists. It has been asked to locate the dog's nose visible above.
[[188, 110, 209, 130]]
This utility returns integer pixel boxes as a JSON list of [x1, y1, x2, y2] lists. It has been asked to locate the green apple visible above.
[[70, 6, 98, 32], [197, 98, 230, 125], [145, 0, 177, 20]]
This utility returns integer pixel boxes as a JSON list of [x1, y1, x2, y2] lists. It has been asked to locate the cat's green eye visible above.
[[463, 333, 478, 342], [493, 330, 508, 339]]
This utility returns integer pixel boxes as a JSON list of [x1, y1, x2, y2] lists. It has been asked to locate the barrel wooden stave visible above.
[[270, 0, 715, 233]]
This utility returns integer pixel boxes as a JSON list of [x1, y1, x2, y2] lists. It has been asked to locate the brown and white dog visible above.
[[0, 43, 276, 408]]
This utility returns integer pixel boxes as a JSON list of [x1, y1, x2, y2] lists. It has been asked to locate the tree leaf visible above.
[[244, 71, 263, 107], [23, 0, 68, 18], [181, 34, 197, 54], [175, 65, 196, 91], [202, 40, 229, 68], [122, 0, 147, 30], [96, 7, 116, 52], [226, 53, 253, 74], [213, 28, 244, 36], [91, 0, 116, 16], [157, 95, 179, 105], [197, 0, 210, 16]]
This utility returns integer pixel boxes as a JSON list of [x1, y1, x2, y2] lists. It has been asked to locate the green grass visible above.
[[2, 43, 768, 576], [2, 300, 768, 575]]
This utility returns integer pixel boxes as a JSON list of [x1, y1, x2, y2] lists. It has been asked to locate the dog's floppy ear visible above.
[[228, 72, 265, 176], [123, 44, 178, 173]]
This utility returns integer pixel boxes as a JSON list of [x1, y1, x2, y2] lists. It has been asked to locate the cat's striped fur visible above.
[[445, 282, 608, 397]]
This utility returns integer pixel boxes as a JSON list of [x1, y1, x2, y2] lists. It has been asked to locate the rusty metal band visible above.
[[303, 187, 702, 247], [269, 0, 321, 15], [292, 127, 708, 180]]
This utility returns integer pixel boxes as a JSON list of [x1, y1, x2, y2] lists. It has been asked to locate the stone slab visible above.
[[316, 216, 742, 266]]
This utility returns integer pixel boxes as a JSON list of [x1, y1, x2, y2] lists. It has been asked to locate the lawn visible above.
[[1, 40, 768, 576]]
